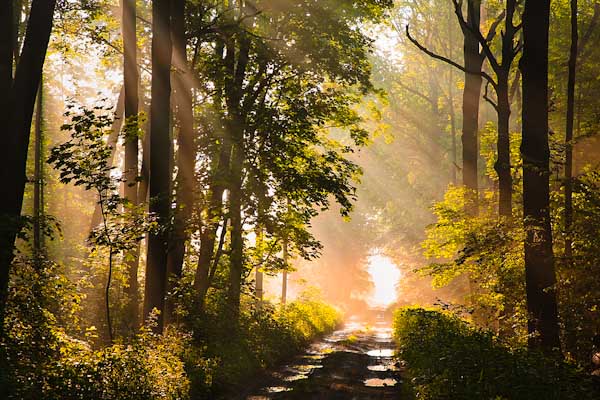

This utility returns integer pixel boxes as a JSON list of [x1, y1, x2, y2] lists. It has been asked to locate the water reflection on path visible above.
[[245, 316, 402, 399]]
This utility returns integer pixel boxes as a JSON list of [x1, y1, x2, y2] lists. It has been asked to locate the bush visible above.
[[393, 307, 598, 400], [190, 292, 341, 398]]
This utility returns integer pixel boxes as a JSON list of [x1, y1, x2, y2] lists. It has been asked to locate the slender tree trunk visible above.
[[449, 71, 458, 186], [281, 235, 288, 305], [194, 184, 227, 307], [462, 0, 483, 213], [564, 0, 578, 267], [33, 77, 43, 258], [165, 0, 195, 324], [495, 76, 512, 217], [122, 0, 140, 331], [520, 0, 561, 352], [225, 30, 250, 323], [228, 132, 244, 322], [144, 0, 173, 333], [0, 0, 56, 335], [194, 111, 231, 308], [90, 87, 125, 233], [255, 227, 264, 304]]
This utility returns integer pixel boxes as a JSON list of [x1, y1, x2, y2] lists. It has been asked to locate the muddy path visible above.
[[245, 318, 404, 399]]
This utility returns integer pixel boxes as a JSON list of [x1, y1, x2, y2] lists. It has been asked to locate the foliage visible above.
[[393, 307, 599, 400], [421, 186, 527, 339], [185, 290, 341, 398]]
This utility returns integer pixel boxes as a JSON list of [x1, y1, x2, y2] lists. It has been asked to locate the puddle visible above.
[[265, 386, 292, 393], [366, 348, 395, 357], [363, 378, 397, 387], [288, 364, 323, 373], [302, 354, 325, 362], [283, 374, 309, 382], [367, 364, 398, 372]]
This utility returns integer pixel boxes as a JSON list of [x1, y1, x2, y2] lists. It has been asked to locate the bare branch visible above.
[[405, 24, 497, 88], [483, 80, 499, 111], [451, 0, 503, 73], [396, 80, 436, 105], [578, 3, 600, 65]]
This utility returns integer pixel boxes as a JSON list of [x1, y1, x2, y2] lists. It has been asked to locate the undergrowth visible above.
[[393, 307, 599, 400]]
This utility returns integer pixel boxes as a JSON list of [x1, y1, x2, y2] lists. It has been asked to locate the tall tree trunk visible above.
[[225, 31, 250, 324], [193, 41, 228, 308], [122, 0, 140, 331], [165, 0, 195, 324], [0, 0, 56, 335], [495, 75, 512, 218], [255, 227, 264, 304], [564, 0, 578, 268], [281, 235, 288, 305], [520, 0, 561, 352], [33, 77, 43, 257], [462, 0, 483, 213], [144, 0, 173, 333], [194, 177, 227, 308], [227, 136, 244, 322]]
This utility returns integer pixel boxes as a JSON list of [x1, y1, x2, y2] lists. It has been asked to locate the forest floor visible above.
[[243, 316, 405, 399]]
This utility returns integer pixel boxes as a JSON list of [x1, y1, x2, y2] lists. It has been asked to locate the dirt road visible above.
[[245, 318, 403, 399]]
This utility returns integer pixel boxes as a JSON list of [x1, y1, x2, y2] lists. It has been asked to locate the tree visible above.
[[451, 0, 521, 217], [520, 0, 561, 352], [165, 0, 197, 324], [143, 0, 173, 333], [122, 0, 141, 331], [461, 0, 484, 213], [0, 0, 57, 336]]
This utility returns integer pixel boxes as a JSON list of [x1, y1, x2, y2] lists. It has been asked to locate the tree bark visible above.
[[165, 0, 195, 325], [462, 0, 483, 214], [564, 0, 578, 268], [225, 33, 250, 323], [143, 0, 173, 333], [33, 77, 43, 257], [519, 0, 561, 352], [495, 76, 512, 218], [122, 0, 140, 332], [281, 235, 288, 305], [0, 0, 56, 335]]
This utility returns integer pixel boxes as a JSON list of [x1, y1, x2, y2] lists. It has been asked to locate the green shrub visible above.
[[393, 307, 598, 400], [190, 292, 341, 398]]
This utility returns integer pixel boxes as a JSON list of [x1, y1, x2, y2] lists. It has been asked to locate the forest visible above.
[[1, 0, 600, 398]]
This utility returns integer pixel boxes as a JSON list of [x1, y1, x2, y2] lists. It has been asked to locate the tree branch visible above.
[[406, 24, 497, 88], [483, 81, 499, 111], [451, 0, 503, 73]]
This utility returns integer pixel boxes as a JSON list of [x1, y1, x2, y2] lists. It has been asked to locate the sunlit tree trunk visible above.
[[33, 77, 44, 258], [281, 235, 288, 305], [564, 0, 578, 268], [462, 0, 483, 214], [255, 227, 264, 304], [144, 0, 173, 333], [122, 0, 140, 332], [520, 0, 561, 352], [165, 0, 195, 325], [0, 0, 57, 335]]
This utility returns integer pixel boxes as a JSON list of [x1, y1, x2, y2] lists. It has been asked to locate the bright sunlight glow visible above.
[[366, 252, 401, 307]]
